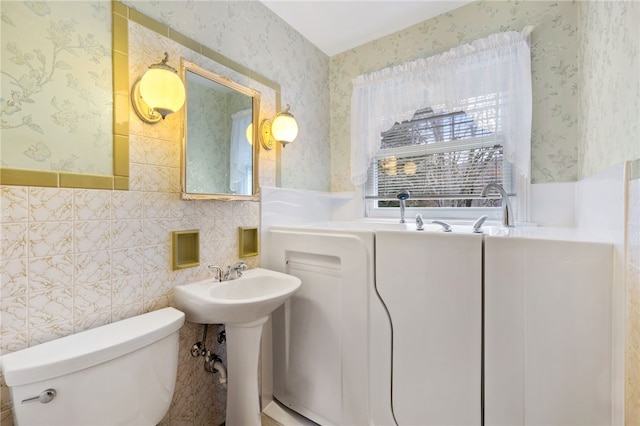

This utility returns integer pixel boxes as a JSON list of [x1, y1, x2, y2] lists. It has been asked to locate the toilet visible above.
[[1, 307, 185, 426]]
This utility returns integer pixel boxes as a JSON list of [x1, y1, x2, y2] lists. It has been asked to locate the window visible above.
[[351, 28, 533, 221], [366, 105, 514, 212]]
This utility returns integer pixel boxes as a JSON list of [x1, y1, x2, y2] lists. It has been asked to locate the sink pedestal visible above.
[[172, 268, 301, 425], [225, 316, 269, 426]]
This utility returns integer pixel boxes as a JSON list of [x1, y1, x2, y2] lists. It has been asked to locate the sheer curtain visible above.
[[229, 109, 253, 194], [350, 26, 533, 186]]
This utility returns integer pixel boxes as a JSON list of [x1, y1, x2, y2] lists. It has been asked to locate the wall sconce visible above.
[[259, 104, 299, 150], [131, 53, 185, 124]]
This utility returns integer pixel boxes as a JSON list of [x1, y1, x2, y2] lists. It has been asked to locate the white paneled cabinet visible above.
[[266, 223, 615, 425], [376, 231, 483, 425], [484, 236, 613, 425]]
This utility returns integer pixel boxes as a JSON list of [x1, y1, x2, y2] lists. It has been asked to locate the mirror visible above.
[[181, 59, 260, 200]]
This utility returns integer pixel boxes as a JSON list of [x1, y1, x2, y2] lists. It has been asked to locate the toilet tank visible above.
[[1, 307, 185, 426]]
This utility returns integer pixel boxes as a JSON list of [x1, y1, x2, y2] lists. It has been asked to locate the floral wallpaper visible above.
[[578, 1, 640, 180], [330, 1, 581, 190], [122, 0, 331, 191], [0, 1, 322, 424], [0, 0, 113, 175]]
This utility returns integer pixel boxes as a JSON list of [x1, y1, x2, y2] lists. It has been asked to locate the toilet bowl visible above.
[[1, 307, 185, 426]]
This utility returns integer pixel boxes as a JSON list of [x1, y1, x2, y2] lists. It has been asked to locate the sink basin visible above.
[[174, 267, 301, 325]]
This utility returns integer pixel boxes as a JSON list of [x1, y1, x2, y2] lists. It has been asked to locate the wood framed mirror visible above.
[[180, 59, 260, 200]]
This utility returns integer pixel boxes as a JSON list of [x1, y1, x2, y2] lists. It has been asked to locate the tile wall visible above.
[[0, 120, 266, 426]]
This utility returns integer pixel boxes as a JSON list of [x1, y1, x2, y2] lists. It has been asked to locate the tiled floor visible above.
[[262, 413, 284, 426]]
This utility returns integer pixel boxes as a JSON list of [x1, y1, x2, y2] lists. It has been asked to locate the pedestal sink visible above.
[[174, 267, 301, 426]]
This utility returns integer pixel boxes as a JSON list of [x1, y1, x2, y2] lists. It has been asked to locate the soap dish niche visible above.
[[239, 227, 259, 258], [172, 230, 200, 270]]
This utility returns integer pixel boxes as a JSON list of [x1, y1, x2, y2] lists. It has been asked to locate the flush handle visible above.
[[21, 389, 56, 404]]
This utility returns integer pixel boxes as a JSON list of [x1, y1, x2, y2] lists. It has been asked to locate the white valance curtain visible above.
[[350, 26, 533, 186]]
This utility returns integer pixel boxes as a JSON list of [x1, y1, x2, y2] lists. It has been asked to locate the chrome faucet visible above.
[[480, 183, 514, 227], [223, 261, 248, 281], [209, 262, 248, 281], [208, 264, 223, 281], [396, 190, 410, 224]]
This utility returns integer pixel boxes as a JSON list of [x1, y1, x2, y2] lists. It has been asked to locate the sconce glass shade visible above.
[[259, 104, 299, 150], [139, 68, 185, 118], [271, 107, 298, 147], [132, 53, 186, 123], [246, 123, 253, 145]]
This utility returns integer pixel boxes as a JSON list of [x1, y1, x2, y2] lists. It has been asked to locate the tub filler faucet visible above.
[[481, 183, 514, 227], [396, 190, 410, 223]]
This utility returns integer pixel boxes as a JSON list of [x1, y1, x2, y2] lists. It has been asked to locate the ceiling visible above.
[[260, 1, 472, 56]]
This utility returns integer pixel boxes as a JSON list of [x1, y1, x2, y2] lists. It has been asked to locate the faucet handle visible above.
[[431, 220, 452, 232], [415, 214, 424, 231], [234, 261, 248, 276], [224, 261, 249, 280], [472, 215, 488, 233]]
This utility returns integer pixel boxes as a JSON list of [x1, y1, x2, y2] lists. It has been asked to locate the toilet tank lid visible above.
[[1, 307, 185, 387]]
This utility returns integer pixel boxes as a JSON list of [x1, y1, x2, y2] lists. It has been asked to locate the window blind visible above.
[[366, 107, 515, 208]]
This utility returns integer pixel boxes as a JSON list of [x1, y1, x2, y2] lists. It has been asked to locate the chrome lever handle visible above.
[[472, 215, 489, 233], [21, 389, 56, 404], [431, 220, 452, 232]]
